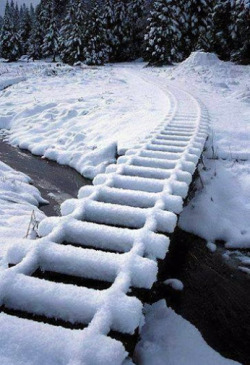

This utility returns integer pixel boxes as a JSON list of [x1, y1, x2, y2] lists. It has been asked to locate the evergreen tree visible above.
[[0, 16, 3, 33], [0, 0, 21, 61], [186, 0, 214, 52], [231, 0, 250, 63], [29, 3, 35, 22], [28, 4, 44, 59], [83, 1, 109, 65], [211, 0, 233, 60], [144, 0, 182, 65], [42, 0, 58, 61], [59, 0, 86, 65], [19, 4, 32, 55], [39, 0, 52, 35], [128, 0, 146, 59], [103, 0, 132, 62]]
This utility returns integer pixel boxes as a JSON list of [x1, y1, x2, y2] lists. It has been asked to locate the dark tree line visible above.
[[0, 0, 249, 65]]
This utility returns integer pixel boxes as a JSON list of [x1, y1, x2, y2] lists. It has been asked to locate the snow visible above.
[[0, 161, 46, 261], [0, 60, 211, 365], [0, 61, 169, 179], [143, 51, 250, 252], [0, 54, 248, 364], [164, 278, 184, 291], [180, 158, 250, 249], [135, 300, 241, 365], [0, 313, 126, 365], [206, 242, 217, 253]]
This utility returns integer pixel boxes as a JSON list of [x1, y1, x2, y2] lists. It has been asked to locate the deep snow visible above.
[[0, 160, 46, 265], [0, 61, 169, 179]]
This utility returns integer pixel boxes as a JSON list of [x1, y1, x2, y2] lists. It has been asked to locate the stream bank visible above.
[[0, 137, 91, 216]]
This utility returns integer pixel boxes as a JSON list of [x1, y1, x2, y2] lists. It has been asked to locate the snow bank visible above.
[[0, 161, 46, 258], [0, 62, 169, 179], [136, 300, 241, 365], [179, 158, 250, 249], [0, 76, 26, 91]]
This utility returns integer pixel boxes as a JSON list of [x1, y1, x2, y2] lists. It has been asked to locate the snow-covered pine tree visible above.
[[186, 0, 214, 52], [0, 0, 21, 61], [19, 4, 32, 55], [0, 16, 3, 33], [103, 0, 132, 62], [29, 3, 35, 22], [39, 0, 52, 36], [128, 0, 146, 59], [83, 1, 109, 65], [28, 4, 44, 59], [144, 0, 182, 65], [54, 0, 70, 19], [59, 0, 86, 65], [231, 0, 250, 64], [211, 0, 233, 60], [42, 0, 58, 61]]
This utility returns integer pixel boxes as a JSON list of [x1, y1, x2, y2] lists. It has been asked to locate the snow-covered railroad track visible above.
[[0, 84, 209, 364]]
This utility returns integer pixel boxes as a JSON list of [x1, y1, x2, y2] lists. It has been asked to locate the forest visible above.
[[0, 0, 249, 66]]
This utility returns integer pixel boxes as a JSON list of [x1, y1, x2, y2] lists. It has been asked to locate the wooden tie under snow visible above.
[[0, 85, 209, 364]]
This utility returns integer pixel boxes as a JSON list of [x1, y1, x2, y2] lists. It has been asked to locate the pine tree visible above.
[[0, 0, 21, 61], [144, 0, 182, 65], [186, 0, 214, 52], [42, 0, 58, 61], [0, 16, 3, 33], [28, 4, 44, 59], [83, 1, 109, 65], [231, 0, 250, 64], [39, 0, 52, 36], [59, 0, 86, 65], [103, 0, 132, 62], [128, 0, 146, 59], [19, 4, 32, 55], [212, 0, 233, 60]]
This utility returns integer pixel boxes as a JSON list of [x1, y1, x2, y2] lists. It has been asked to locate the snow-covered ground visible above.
[[140, 52, 250, 256], [0, 61, 168, 179], [136, 300, 240, 365], [0, 53, 249, 364], [0, 160, 46, 265]]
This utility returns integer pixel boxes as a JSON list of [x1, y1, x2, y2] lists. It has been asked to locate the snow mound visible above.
[[180, 52, 223, 69], [172, 51, 228, 82]]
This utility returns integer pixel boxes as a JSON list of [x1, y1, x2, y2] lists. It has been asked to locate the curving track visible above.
[[0, 76, 209, 365]]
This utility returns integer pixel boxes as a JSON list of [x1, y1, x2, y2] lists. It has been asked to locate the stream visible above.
[[0, 136, 91, 216]]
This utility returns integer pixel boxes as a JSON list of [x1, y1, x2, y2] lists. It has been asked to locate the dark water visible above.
[[0, 137, 91, 216], [154, 228, 250, 365]]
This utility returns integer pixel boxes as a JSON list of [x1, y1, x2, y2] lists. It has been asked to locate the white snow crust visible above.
[[136, 300, 241, 365]]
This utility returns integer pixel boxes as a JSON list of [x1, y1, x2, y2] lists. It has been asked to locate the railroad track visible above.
[[0, 81, 209, 365]]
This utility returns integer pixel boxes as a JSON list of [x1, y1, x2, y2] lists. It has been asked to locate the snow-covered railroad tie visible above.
[[0, 85, 209, 364]]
